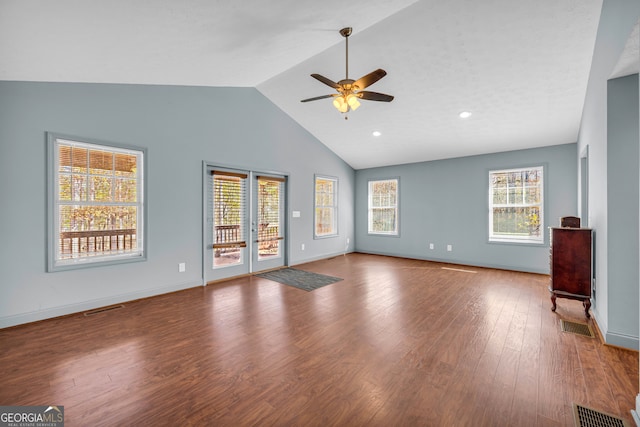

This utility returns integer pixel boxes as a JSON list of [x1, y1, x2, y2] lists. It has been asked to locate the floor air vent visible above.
[[84, 304, 125, 316], [573, 403, 629, 427], [561, 319, 595, 338]]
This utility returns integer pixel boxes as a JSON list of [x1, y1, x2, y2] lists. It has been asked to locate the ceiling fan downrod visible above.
[[340, 27, 352, 80]]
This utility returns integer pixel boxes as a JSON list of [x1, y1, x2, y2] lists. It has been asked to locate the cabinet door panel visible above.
[[550, 228, 592, 297]]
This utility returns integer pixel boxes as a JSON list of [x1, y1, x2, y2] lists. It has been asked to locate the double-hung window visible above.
[[368, 178, 399, 235], [47, 133, 146, 271], [314, 175, 338, 238], [489, 166, 543, 244]]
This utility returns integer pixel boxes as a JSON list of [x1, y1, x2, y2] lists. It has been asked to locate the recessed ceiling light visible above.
[[459, 111, 472, 119], [372, 131, 382, 137]]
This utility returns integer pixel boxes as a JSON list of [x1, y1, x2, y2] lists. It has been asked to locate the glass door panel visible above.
[[252, 175, 286, 272], [205, 168, 250, 282]]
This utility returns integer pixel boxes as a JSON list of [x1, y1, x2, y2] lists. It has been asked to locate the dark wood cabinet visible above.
[[549, 227, 593, 317]]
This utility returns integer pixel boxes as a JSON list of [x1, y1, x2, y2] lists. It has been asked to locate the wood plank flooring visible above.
[[0, 253, 637, 426]]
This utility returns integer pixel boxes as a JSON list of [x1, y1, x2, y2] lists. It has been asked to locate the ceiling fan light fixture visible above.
[[333, 96, 349, 113], [346, 94, 360, 110]]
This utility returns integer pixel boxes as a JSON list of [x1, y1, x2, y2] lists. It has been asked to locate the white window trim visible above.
[[47, 133, 147, 271], [488, 166, 544, 244], [314, 175, 338, 238], [368, 178, 399, 236]]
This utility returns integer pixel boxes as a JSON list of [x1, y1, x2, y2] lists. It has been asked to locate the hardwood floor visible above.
[[0, 253, 637, 426]]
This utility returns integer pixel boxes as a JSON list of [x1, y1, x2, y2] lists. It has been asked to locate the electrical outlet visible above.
[[429, 243, 434, 250], [301, 243, 305, 251], [447, 245, 452, 252], [178, 262, 186, 272]]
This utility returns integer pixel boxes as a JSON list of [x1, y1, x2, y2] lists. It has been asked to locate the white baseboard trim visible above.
[[605, 330, 640, 351], [291, 250, 352, 266], [0, 279, 203, 329], [353, 249, 549, 275]]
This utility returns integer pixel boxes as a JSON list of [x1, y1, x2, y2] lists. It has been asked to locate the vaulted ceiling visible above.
[[2, 0, 633, 169]]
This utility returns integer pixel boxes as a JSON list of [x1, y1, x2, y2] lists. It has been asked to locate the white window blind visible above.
[[256, 176, 284, 259], [212, 170, 248, 250]]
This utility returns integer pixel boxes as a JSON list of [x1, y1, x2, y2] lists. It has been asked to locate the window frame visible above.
[[367, 177, 400, 236], [488, 165, 544, 245], [47, 133, 147, 272], [256, 175, 286, 261], [314, 174, 339, 239]]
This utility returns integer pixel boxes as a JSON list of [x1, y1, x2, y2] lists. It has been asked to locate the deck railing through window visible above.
[[59, 229, 137, 258], [214, 225, 243, 257], [213, 224, 280, 257], [258, 224, 280, 254]]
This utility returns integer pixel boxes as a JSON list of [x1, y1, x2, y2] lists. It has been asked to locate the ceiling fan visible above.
[[301, 27, 394, 116]]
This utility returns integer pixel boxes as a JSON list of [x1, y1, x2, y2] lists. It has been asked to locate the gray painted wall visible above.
[[0, 81, 355, 328], [607, 74, 639, 346], [355, 144, 577, 274], [577, 0, 640, 350]]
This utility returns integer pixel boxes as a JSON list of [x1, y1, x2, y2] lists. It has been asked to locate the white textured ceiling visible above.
[[1, 0, 607, 169]]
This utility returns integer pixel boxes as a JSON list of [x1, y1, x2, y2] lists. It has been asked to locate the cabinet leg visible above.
[[583, 299, 591, 318], [551, 294, 557, 312]]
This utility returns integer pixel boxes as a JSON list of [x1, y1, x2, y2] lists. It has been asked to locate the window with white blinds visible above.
[[212, 171, 248, 267], [47, 133, 145, 271]]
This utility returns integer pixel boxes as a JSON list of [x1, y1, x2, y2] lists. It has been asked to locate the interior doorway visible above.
[[580, 145, 589, 227]]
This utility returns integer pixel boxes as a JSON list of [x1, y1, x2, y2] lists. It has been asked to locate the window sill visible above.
[[48, 253, 146, 272], [488, 238, 545, 247]]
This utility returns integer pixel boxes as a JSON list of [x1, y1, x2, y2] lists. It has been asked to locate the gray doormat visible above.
[[256, 268, 343, 291]]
